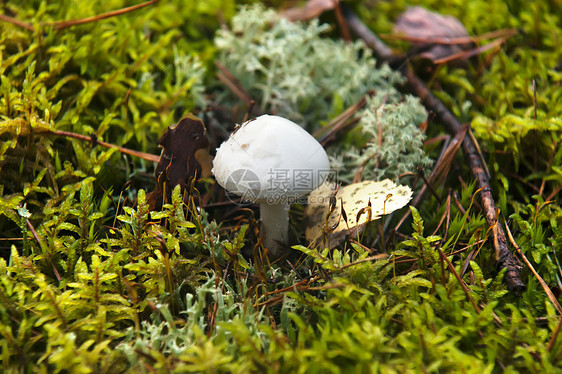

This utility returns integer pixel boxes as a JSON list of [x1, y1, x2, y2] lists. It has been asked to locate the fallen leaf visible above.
[[393, 6, 471, 63], [147, 114, 212, 210], [305, 180, 413, 248], [194, 148, 214, 178]]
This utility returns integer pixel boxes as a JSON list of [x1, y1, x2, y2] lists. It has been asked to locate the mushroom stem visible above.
[[259, 201, 290, 255]]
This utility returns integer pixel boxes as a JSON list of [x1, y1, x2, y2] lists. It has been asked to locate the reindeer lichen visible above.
[[214, 5, 402, 126], [215, 4, 432, 181], [332, 95, 432, 182]]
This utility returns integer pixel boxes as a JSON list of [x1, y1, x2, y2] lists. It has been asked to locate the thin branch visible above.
[[215, 61, 253, 107], [436, 245, 481, 314], [26, 219, 61, 282], [340, 253, 388, 269], [0, 14, 34, 31], [380, 28, 518, 45], [50, 0, 160, 30], [313, 89, 373, 145], [393, 129, 456, 233], [50, 130, 160, 162], [505, 221, 562, 314], [333, 0, 352, 42], [0, 0, 159, 32], [343, 6, 526, 293], [548, 314, 562, 352], [433, 37, 508, 65]]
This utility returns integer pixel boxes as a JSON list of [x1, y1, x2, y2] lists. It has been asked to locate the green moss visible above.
[[0, 0, 561, 372]]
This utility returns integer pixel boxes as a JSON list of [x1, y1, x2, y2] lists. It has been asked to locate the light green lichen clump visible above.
[[331, 95, 433, 182], [214, 4, 404, 129], [215, 4, 432, 182]]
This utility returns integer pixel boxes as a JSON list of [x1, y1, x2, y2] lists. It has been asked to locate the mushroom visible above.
[[213, 114, 330, 255]]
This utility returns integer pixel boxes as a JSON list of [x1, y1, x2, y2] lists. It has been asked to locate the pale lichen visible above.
[[214, 4, 403, 129], [332, 95, 433, 182], [215, 4, 432, 182]]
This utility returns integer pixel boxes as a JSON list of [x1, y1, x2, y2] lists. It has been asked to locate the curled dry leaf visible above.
[[147, 114, 213, 210], [305, 179, 413, 249], [394, 6, 471, 63]]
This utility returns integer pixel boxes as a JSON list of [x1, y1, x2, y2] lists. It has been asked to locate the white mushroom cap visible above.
[[213, 115, 330, 203]]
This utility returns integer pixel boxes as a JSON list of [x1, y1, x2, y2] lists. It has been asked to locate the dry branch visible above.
[[51, 130, 160, 162], [505, 223, 561, 313], [51, 0, 160, 30], [215, 61, 253, 106], [380, 28, 518, 45], [343, 7, 526, 293], [0, 14, 35, 31], [0, 0, 159, 32]]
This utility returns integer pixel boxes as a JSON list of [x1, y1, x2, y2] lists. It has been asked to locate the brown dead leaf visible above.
[[147, 114, 212, 210], [305, 180, 413, 249], [394, 6, 471, 62], [194, 148, 214, 178], [281, 0, 337, 22]]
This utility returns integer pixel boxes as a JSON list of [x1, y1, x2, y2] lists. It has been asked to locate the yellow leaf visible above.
[[305, 180, 413, 248]]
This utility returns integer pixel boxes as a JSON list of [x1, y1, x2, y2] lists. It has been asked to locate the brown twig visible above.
[[505, 222, 562, 314], [1, 0, 159, 32], [548, 314, 562, 352], [436, 245, 480, 314], [431, 190, 451, 238], [433, 37, 508, 65], [344, 6, 525, 293], [417, 167, 442, 204], [393, 130, 455, 233], [467, 128, 491, 179], [380, 28, 518, 45], [0, 14, 34, 31], [215, 61, 253, 107], [314, 90, 373, 146], [51, 0, 160, 30], [50, 130, 160, 162], [333, 0, 352, 42], [26, 219, 61, 281], [340, 253, 388, 269]]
